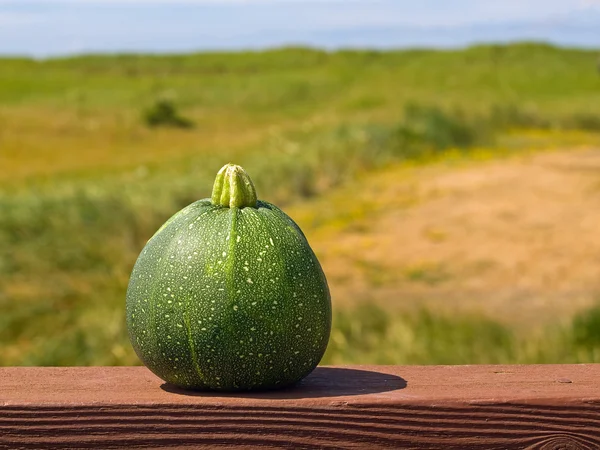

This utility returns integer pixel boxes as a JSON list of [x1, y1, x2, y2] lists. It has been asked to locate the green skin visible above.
[[126, 199, 331, 391]]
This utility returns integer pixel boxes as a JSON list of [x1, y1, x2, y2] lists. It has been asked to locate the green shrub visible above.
[[392, 104, 483, 156], [572, 304, 600, 348], [142, 99, 194, 128], [489, 104, 549, 129], [567, 113, 600, 132]]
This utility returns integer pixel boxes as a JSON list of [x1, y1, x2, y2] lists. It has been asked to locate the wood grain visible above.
[[1, 365, 599, 449]]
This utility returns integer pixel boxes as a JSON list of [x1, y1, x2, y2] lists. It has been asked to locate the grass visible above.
[[323, 302, 600, 365], [2, 43, 600, 186], [1, 43, 600, 366]]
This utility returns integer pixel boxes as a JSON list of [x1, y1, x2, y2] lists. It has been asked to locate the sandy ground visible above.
[[292, 147, 600, 327]]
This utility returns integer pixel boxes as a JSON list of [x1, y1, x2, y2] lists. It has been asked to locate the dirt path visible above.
[[291, 147, 600, 327]]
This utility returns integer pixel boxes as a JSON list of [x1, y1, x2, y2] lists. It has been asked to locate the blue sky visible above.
[[1, 0, 600, 57]]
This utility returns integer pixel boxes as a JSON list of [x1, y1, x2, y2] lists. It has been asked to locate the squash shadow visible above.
[[160, 367, 407, 399]]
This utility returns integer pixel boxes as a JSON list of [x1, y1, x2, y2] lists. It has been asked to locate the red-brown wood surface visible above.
[[1, 365, 599, 449]]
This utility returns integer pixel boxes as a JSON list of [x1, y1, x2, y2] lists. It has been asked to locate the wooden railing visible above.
[[1, 365, 599, 449]]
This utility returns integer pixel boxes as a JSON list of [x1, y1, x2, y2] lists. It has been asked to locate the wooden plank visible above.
[[1, 365, 599, 449]]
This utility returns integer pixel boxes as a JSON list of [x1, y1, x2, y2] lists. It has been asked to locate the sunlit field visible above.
[[1, 43, 600, 365]]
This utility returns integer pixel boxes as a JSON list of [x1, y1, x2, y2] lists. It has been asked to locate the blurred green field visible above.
[[1, 43, 600, 366]]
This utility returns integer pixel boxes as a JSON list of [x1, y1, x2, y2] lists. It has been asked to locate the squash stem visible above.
[[211, 164, 258, 208]]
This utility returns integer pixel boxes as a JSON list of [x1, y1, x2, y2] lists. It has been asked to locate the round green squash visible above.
[[126, 164, 331, 391]]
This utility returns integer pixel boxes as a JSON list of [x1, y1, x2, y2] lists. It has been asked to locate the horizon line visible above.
[[1, 39, 599, 61]]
